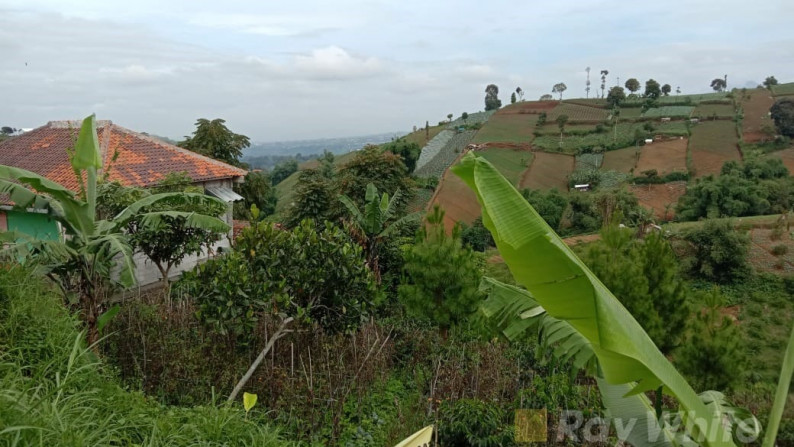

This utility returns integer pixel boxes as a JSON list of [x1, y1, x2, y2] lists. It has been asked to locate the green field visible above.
[[546, 103, 610, 122], [771, 82, 794, 96], [478, 148, 533, 186], [471, 113, 538, 144], [617, 107, 643, 119], [643, 106, 695, 118], [601, 146, 639, 173], [399, 125, 445, 147], [693, 103, 736, 118], [533, 123, 598, 135], [532, 123, 641, 153], [689, 120, 741, 177], [660, 92, 730, 103]]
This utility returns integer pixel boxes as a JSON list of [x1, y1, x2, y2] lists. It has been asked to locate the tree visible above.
[[399, 206, 481, 337], [286, 168, 335, 227], [710, 78, 727, 92], [447, 113, 454, 122], [0, 116, 227, 346], [336, 145, 414, 212], [606, 86, 626, 108], [539, 94, 553, 101], [338, 183, 419, 280], [600, 69, 609, 98], [522, 188, 568, 230], [764, 76, 779, 90], [1, 126, 15, 135], [515, 86, 524, 101], [484, 84, 502, 111], [556, 114, 569, 149], [661, 84, 672, 96], [552, 82, 567, 100], [510, 92, 516, 104], [771, 98, 794, 137], [461, 216, 495, 252], [462, 112, 469, 124], [184, 215, 379, 402], [381, 139, 421, 173], [234, 170, 277, 220], [677, 288, 744, 392], [270, 159, 298, 185], [624, 78, 640, 94], [179, 118, 250, 166], [644, 79, 661, 99], [98, 175, 229, 288], [676, 86, 681, 95], [681, 219, 751, 283]]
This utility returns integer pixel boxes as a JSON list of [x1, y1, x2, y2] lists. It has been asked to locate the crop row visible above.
[[414, 130, 476, 179], [642, 106, 694, 118], [448, 110, 495, 128], [415, 130, 454, 172], [546, 103, 610, 122]]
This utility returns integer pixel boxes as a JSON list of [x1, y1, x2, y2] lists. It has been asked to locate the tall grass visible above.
[[0, 266, 289, 447]]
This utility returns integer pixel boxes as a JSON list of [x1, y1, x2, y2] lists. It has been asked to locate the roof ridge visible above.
[[109, 124, 248, 178]]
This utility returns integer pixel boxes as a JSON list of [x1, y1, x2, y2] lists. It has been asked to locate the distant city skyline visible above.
[[1, 0, 793, 141]]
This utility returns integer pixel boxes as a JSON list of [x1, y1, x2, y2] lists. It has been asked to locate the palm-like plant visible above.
[[452, 152, 793, 447], [339, 183, 419, 280], [0, 115, 229, 346]]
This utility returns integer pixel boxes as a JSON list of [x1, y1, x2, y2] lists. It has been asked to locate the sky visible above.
[[1, 0, 793, 142]]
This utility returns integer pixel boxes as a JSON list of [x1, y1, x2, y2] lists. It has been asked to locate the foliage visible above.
[[399, 206, 482, 334], [770, 98, 794, 137], [179, 118, 250, 166], [461, 216, 495, 252], [676, 288, 744, 392], [234, 170, 277, 220], [484, 84, 502, 111], [337, 146, 415, 213], [763, 76, 779, 90], [98, 177, 229, 285], [270, 159, 299, 185], [606, 86, 626, 108], [183, 218, 379, 338], [711, 78, 728, 92], [521, 188, 568, 231], [338, 183, 420, 280], [552, 82, 567, 100], [437, 399, 513, 447], [645, 79, 662, 99], [662, 84, 672, 96], [453, 152, 748, 447], [0, 266, 288, 446], [583, 227, 690, 354], [382, 139, 422, 173], [285, 168, 336, 227], [0, 116, 226, 346], [625, 78, 640, 93], [680, 219, 752, 283]]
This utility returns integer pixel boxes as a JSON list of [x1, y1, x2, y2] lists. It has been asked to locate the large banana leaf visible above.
[[452, 152, 734, 447], [762, 324, 794, 447], [114, 192, 226, 223]]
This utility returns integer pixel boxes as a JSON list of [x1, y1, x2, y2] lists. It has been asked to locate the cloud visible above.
[[292, 46, 384, 80], [99, 65, 174, 85], [188, 13, 351, 37]]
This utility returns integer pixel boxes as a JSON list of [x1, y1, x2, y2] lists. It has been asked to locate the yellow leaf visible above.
[[243, 392, 258, 413]]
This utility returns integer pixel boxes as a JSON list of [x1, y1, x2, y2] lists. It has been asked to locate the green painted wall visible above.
[[6, 211, 60, 241]]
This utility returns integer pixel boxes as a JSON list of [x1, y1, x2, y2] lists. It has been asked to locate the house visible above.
[[573, 184, 590, 192], [0, 120, 247, 286]]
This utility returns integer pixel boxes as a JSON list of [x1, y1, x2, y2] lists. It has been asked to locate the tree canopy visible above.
[[484, 84, 502, 111], [552, 82, 567, 100], [771, 98, 794, 137], [644, 79, 661, 99], [710, 78, 727, 92], [624, 78, 640, 93], [606, 86, 626, 108], [179, 118, 250, 166]]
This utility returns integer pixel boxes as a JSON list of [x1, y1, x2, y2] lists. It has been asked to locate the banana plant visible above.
[[339, 183, 419, 280], [452, 152, 793, 447], [0, 115, 229, 347]]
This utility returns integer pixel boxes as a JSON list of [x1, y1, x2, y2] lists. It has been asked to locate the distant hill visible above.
[[243, 132, 403, 159]]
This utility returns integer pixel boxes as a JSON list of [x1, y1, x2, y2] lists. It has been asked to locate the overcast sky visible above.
[[1, 0, 793, 142]]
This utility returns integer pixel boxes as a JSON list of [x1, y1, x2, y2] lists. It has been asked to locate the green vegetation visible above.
[[642, 106, 694, 118], [771, 98, 794, 137], [179, 118, 250, 166], [477, 148, 532, 185], [771, 82, 794, 96], [471, 113, 537, 144]]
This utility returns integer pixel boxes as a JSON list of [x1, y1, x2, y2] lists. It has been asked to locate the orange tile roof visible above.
[[0, 120, 247, 192]]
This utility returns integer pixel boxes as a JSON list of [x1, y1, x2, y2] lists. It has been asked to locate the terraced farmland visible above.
[[414, 130, 453, 173], [617, 108, 643, 119], [471, 113, 538, 144], [630, 181, 687, 220], [534, 123, 597, 136], [771, 82, 794, 96], [546, 103, 610, 122], [498, 100, 558, 115], [769, 148, 794, 174], [741, 90, 776, 143], [636, 138, 688, 175], [519, 152, 575, 190], [478, 148, 533, 186], [532, 123, 639, 153], [689, 120, 741, 177], [642, 106, 694, 118], [430, 167, 481, 230], [575, 152, 603, 170], [448, 110, 494, 128], [401, 124, 446, 147], [693, 103, 735, 118], [602, 147, 639, 173], [414, 130, 476, 179], [660, 92, 730, 103]]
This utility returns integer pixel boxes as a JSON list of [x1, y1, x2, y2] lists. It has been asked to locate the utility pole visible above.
[[585, 67, 591, 98]]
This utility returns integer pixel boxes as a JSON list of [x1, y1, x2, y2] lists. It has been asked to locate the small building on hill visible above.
[[0, 119, 247, 286]]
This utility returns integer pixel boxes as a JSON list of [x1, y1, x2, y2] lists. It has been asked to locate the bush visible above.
[[461, 217, 495, 252], [681, 220, 752, 283], [772, 244, 789, 256], [438, 399, 513, 447]]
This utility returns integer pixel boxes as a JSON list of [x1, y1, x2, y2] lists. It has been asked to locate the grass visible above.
[[0, 267, 288, 447], [771, 82, 794, 96], [478, 148, 533, 186], [533, 123, 598, 135], [643, 106, 695, 118], [693, 103, 736, 118], [532, 123, 638, 153], [471, 113, 538, 144], [401, 125, 446, 147], [601, 147, 639, 173], [519, 152, 574, 190], [661, 92, 730, 103], [688, 120, 741, 177], [546, 103, 610, 122]]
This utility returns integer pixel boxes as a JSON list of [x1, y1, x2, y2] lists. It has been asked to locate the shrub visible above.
[[772, 244, 789, 256], [438, 399, 513, 447], [681, 220, 752, 283], [461, 217, 495, 252]]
